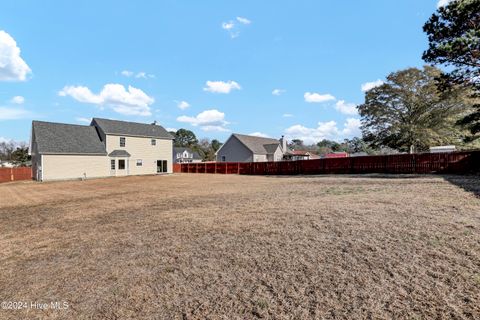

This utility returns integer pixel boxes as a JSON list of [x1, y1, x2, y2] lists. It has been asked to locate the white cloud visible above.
[[272, 89, 285, 96], [59, 83, 154, 116], [121, 70, 155, 79], [75, 117, 92, 124], [236, 17, 251, 25], [437, 0, 452, 8], [166, 127, 177, 132], [335, 100, 358, 115], [0, 30, 31, 81], [177, 109, 229, 132], [284, 118, 361, 144], [203, 80, 241, 94], [304, 92, 336, 103], [176, 100, 190, 110], [0, 107, 31, 120], [222, 17, 251, 38], [249, 132, 270, 138], [282, 113, 293, 118], [222, 21, 235, 30], [121, 70, 134, 77], [361, 80, 383, 92], [135, 72, 155, 79], [10, 96, 25, 104], [342, 118, 361, 136]]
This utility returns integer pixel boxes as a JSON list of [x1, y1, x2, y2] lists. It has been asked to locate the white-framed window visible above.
[[110, 159, 115, 170], [136, 159, 143, 166], [177, 153, 181, 158], [151, 139, 156, 146], [120, 137, 126, 147]]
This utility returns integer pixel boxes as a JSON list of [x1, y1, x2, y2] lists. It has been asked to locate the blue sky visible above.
[[0, 0, 446, 144]]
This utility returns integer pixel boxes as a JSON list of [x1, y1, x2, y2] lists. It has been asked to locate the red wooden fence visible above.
[[173, 151, 480, 175], [0, 167, 32, 183]]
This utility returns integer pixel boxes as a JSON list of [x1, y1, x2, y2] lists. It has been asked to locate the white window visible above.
[[110, 159, 115, 170], [136, 159, 143, 166], [120, 137, 126, 147], [151, 139, 156, 146], [177, 153, 182, 158]]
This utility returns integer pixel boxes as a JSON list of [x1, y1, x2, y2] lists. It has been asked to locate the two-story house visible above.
[[30, 118, 173, 181], [172, 147, 202, 163]]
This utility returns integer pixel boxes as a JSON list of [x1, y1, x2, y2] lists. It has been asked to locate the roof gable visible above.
[[32, 121, 107, 155], [232, 133, 281, 155], [92, 118, 174, 139]]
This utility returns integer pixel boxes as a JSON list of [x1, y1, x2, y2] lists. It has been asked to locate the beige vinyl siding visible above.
[[273, 146, 284, 161], [106, 135, 173, 174], [253, 154, 268, 162], [42, 155, 109, 181]]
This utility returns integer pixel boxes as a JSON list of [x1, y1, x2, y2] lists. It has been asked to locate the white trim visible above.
[[41, 154, 44, 182]]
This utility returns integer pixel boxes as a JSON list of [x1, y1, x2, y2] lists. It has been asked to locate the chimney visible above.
[[280, 135, 287, 153], [151, 120, 157, 125]]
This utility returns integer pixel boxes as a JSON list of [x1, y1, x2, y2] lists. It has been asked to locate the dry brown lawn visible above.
[[0, 173, 479, 319]]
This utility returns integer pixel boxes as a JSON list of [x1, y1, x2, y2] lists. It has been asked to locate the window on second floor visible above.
[[151, 139, 156, 146], [120, 137, 126, 147]]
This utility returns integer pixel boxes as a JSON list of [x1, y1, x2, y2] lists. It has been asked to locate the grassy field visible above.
[[0, 174, 479, 319]]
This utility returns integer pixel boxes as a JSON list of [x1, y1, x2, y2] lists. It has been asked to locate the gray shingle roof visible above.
[[32, 121, 107, 155], [232, 134, 281, 155], [108, 150, 131, 157], [92, 118, 174, 139], [173, 147, 202, 160]]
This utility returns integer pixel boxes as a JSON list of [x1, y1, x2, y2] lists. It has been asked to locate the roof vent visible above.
[[151, 120, 158, 125]]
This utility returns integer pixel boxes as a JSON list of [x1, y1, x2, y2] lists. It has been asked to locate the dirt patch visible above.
[[0, 174, 479, 319]]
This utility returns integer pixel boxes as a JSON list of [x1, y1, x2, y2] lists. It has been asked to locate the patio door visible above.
[[157, 160, 168, 173]]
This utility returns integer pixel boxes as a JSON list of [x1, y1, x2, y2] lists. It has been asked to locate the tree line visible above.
[[169, 129, 223, 161], [0, 141, 30, 166], [173, 1, 479, 157], [359, 0, 479, 153]]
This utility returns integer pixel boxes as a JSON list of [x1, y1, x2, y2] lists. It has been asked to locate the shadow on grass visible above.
[[441, 174, 480, 198]]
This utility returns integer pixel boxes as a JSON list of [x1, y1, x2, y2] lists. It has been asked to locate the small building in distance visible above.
[[173, 147, 202, 163], [284, 150, 320, 161]]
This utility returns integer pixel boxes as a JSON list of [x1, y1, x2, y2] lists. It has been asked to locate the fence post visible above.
[[10, 168, 14, 181], [412, 154, 416, 174]]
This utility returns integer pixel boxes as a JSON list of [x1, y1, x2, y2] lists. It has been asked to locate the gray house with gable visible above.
[[215, 133, 288, 162]]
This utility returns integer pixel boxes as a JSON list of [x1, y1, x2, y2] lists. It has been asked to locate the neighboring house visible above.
[[284, 150, 320, 161], [173, 147, 202, 163], [30, 118, 174, 181], [216, 134, 288, 162]]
